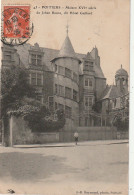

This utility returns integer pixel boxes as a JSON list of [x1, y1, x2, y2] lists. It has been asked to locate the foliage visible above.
[[112, 109, 129, 131], [1, 64, 65, 133], [23, 107, 65, 132], [1, 64, 36, 117], [92, 102, 102, 113]]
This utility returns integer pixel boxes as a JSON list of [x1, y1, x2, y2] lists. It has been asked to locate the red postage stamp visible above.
[[3, 6, 30, 38]]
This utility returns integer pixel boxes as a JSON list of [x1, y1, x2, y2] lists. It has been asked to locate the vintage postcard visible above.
[[0, 0, 130, 194]]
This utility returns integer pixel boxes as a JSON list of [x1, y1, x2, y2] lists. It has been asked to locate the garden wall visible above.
[[11, 117, 128, 145]]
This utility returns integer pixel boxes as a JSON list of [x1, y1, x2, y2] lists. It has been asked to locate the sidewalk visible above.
[[12, 139, 128, 148]]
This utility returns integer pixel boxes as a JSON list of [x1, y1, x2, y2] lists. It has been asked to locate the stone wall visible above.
[[59, 126, 117, 142], [11, 117, 128, 145]]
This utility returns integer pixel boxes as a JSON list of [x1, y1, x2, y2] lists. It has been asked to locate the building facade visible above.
[[1, 33, 129, 131]]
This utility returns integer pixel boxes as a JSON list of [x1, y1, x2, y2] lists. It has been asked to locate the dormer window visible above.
[[31, 54, 42, 66], [84, 61, 93, 71]]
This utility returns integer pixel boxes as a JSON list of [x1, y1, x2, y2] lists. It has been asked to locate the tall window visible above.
[[4, 51, 12, 60], [73, 73, 78, 83], [73, 90, 78, 101], [37, 73, 42, 85], [54, 64, 58, 72], [59, 85, 64, 96], [84, 96, 93, 107], [31, 54, 42, 65], [55, 84, 64, 96], [65, 87, 72, 99], [65, 68, 72, 79], [84, 78, 93, 88], [31, 73, 36, 85], [65, 106, 72, 119], [58, 66, 64, 75], [31, 72, 43, 86], [48, 96, 54, 110], [55, 84, 58, 94]]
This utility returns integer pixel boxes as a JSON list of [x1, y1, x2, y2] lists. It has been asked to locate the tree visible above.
[[1, 64, 36, 146], [1, 65, 36, 116], [16, 106, 66, 132], [1, 64, 66, 146]]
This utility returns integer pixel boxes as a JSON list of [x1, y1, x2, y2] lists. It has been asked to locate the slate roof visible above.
[[99, 85, 124, 101], [15, 42, 105, 78], [58, 36, 76, 58]]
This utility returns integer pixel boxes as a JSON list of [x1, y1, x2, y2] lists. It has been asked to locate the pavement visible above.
[[13, 139, 129, 148], [0, 140, 129, 195]]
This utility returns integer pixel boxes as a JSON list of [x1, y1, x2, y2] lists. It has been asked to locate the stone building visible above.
[[1, 31, 129, 131]]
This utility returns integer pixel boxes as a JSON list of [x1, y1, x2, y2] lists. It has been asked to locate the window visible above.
[[59, 85, 64, 96], [65, 106, 72, 119], [73, 90, 78, 101], [48, 96, 54, 109], [31, 54, 42, 66], [84, 96, 93, 107], [84, 62, 93, 71], [55, 64, 58, 72], [65, 87, 72, 99], [58, 66, 64, 75], [31, 72, 43, 86], [37, 73, 42, 85], [73, 73, 78, 83], [31, 73, 36, 85], [89, 80, 92, 86], [55, 84, 64, 96], [85, 64, 90, 70], [65, 68, 72, 79], [84, 78, 93, 88], [85, 79, 88, 87], [4, 51, 12, 60]]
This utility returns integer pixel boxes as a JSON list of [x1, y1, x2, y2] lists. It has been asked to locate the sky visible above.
[[2, 0, 130, 84]]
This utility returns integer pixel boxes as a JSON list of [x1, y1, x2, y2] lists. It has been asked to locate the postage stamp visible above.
[[1, 5, 34, 46]]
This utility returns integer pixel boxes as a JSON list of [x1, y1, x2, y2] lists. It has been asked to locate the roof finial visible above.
[[66, 22, 69, 36], [121, 64, 122, 69]]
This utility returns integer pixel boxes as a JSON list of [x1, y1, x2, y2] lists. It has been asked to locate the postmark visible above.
[[1, 6, 34, 46]]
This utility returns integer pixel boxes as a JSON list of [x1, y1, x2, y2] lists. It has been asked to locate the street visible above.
[[0, 140, 128, 195]]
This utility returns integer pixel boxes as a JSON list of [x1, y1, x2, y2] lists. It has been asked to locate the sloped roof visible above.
[[99, 85, 123, 101], [58, 36, 76, 58], [15, 43, 105, 78]]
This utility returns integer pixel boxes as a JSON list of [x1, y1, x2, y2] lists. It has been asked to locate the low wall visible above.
[[32, 133, 59, 144], [12, 117, 60, 144], [11, 116, 128, 145], [59, 126, 117, 142]]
